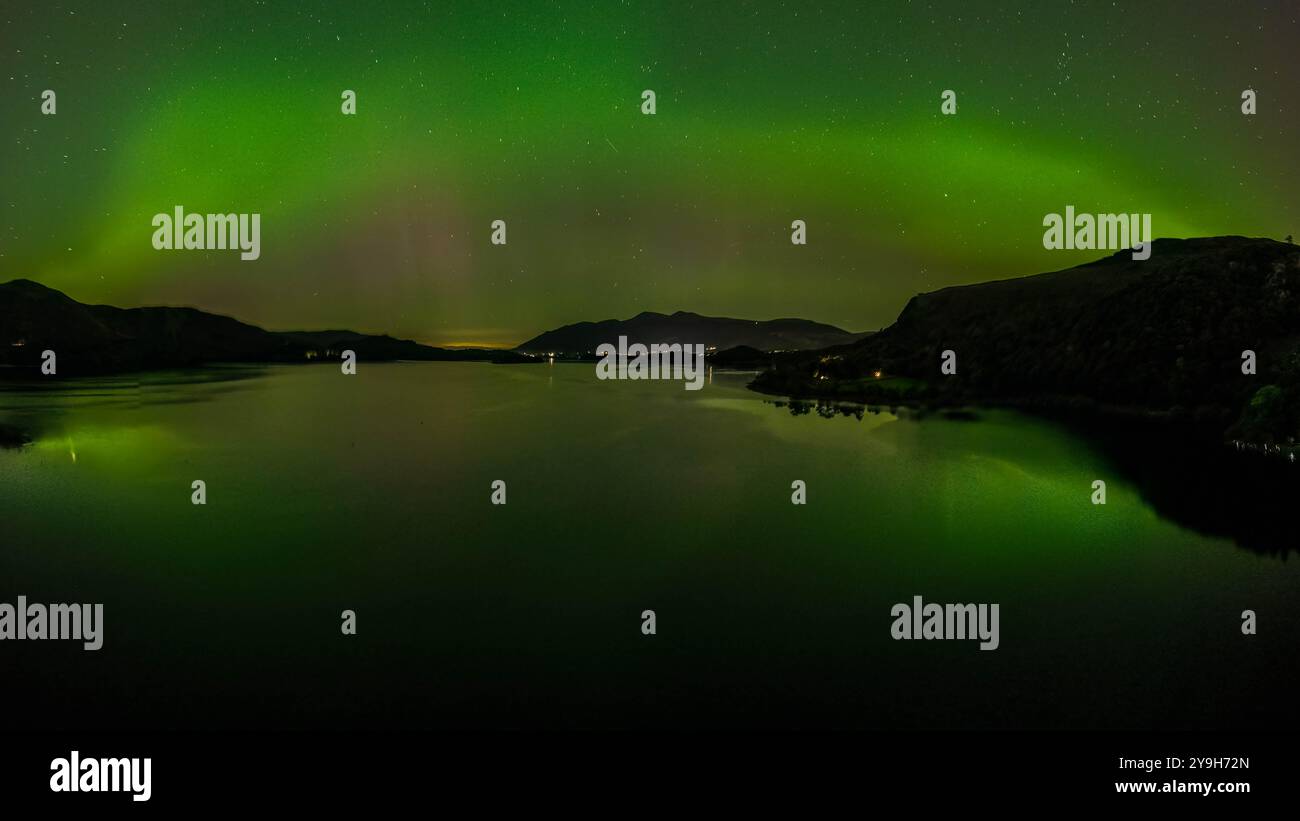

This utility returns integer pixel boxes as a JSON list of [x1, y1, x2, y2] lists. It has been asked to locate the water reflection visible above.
[[0, 365, 269, 446], [768, 397, 1299, 557]]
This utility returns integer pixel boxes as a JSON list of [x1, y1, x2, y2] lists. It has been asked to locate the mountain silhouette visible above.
[[753, 236, 1300, 443], [515, 310, 868, 354], [0, 279, 525, 375]]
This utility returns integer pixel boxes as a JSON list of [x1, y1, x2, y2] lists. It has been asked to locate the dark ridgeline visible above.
[[751, 235, 1300, 555], [0, 278, 530, 375], [754, 236, 1300, 444], [706, 344, 773, 369], [514, 310, 870, 357]]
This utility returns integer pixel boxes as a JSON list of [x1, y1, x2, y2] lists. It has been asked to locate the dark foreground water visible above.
[[1, 362, 1296, 730]]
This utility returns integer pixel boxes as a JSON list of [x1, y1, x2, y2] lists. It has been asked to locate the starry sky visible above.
[[2, 1, 1297, 346]]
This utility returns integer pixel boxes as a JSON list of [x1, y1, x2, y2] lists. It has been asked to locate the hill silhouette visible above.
[[515, 310, 868, 355], [0, 279, 526, 375], [752, 236, 1300, 444]]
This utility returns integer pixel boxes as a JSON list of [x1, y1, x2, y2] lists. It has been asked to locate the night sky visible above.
[[2, 1, 1297, 346]]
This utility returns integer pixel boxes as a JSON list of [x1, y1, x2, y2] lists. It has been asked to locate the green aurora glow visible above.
[[2, 1, 1297, 345]]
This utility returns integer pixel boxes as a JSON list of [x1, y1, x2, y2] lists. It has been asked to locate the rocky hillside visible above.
[[752, 237, 1300, 444]]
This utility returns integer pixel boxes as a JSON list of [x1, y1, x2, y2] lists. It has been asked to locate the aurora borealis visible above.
[[2, 1, 1297, 346]]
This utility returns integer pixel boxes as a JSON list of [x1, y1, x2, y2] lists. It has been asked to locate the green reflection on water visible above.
[[0, 363, 1296, 731]]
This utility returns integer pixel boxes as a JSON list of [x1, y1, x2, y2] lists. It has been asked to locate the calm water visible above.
[[1, 362, 1297, 730]]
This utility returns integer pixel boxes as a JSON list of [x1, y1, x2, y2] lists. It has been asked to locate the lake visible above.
[[1, 362, 1297, 730]]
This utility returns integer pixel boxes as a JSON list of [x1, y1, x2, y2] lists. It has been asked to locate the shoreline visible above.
[[745, 375, 1300, 460]]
